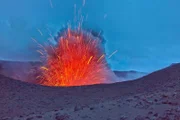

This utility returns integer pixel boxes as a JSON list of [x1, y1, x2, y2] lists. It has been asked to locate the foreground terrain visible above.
[[0, 63, 180, 120]]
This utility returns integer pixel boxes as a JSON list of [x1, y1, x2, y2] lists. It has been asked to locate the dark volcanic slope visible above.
[[0, 64, 180, 119]]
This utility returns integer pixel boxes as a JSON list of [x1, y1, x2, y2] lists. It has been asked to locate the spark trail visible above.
[[38, 28, 112, 86]]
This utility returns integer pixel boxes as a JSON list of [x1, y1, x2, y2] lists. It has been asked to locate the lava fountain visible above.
[[38, 28, 116, 87]]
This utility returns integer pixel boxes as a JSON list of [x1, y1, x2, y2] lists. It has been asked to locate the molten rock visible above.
[[39, 28, 117, 86]]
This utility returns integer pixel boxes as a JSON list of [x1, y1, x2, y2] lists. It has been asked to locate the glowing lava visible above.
[[39, 28, 111, 86]]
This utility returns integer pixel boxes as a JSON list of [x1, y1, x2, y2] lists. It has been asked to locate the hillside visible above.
[[0, 64, 180, 119]]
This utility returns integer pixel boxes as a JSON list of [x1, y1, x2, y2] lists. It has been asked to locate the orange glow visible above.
[[39, 28, 109, 86]]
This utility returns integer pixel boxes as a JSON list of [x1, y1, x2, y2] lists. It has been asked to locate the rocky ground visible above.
[[0, 63, 180, 120]]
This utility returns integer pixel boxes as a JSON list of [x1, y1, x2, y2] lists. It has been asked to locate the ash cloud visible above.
[[0, 60, 42, 83]]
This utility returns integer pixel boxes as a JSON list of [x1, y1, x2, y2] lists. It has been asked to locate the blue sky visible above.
[[0, 0, 180, 72]]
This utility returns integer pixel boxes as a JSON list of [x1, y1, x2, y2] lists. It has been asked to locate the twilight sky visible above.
[[0, 0, 180, 72]]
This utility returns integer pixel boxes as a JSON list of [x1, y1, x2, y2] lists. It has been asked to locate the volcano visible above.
[[0, 63, 180, 119]]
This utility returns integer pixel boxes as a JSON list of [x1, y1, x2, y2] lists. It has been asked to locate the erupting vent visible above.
[[38, 28, 113, 86]]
